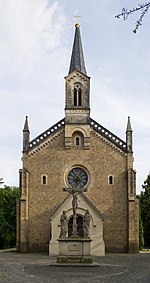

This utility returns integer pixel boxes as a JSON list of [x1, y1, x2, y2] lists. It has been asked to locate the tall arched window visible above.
[[78, 88, 82, 106], [74, 88, 77, 106], [73, 84, 82, 106]]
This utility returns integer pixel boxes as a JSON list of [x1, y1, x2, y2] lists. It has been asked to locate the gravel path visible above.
[[0, 249, 150, 283]]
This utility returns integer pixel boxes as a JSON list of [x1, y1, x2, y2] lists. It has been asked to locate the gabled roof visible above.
[[68, 24, 87, 75], [90, 118, 127, 152], [29, 118, 65, 151], [49, 193, 104, 221], [29, 118, 127, 153]]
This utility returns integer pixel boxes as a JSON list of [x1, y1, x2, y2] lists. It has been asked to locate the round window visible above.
[[67, 167, 88, 189]]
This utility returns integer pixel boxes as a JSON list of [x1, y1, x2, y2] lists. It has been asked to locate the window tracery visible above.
[[73, 84, 82, 106]]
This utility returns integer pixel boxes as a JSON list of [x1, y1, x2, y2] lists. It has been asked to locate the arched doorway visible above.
[[68, 215, 83, 237]]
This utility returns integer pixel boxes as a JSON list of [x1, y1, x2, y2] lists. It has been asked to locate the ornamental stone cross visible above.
[[63, 185, 87, 236]]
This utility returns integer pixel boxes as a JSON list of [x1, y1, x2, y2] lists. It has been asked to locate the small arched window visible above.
[[76, 137, 80, 146], [42, 175, 47, 185], [108, 175, 114, 185], [72, 131, 83, 148]]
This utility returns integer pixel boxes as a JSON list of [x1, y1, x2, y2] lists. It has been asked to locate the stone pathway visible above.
[[0, 249, 150, 283]]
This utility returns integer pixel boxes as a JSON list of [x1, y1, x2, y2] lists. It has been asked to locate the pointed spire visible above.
[[23, 116, 30, 152], [126, 116, 133, 153], [69, 24, 87, 75], [23, 116, 29, 132], [126, 116, 132, 132]]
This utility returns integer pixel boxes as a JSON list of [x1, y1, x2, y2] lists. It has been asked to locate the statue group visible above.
[[57, 185, 93, 264], [59, 209, 90, 238]]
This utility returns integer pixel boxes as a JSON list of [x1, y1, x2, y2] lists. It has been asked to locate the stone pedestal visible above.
[[57, 237, 92, 263]]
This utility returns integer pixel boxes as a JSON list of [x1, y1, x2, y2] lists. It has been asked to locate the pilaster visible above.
[[18, 153, 29, 252]]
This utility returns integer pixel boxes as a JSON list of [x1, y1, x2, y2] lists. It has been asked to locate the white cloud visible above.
[[0, 0, 67, 186], [0, 0, 66, 82]]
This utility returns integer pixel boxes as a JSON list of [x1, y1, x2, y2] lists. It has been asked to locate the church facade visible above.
[[16, 24, 139, 255]]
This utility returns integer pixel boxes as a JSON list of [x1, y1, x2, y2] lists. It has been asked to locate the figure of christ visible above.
[[63, 186, 87, 236]]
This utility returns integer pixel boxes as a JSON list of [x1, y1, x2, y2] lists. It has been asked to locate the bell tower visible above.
[[65, 24, 90, 149]]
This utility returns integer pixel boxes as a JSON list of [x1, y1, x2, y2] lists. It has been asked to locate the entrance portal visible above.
[[68, 215, 83, 237]]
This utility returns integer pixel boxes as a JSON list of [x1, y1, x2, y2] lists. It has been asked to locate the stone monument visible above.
[[57, 185, 92, 264]]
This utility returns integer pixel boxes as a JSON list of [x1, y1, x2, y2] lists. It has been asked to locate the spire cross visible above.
[[74, 13, 81, 25]]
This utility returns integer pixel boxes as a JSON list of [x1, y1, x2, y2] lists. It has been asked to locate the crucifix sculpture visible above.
[[63, 185, 87, 236]]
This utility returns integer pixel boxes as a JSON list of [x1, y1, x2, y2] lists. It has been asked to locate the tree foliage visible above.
[[0, 186, 19, 249], [139, 174, 150, 247], [139, 208, 144, 250], [0, 177, 4, 186]]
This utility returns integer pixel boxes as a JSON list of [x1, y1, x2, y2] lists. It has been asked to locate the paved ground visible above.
[[0, 249, 150, 283]]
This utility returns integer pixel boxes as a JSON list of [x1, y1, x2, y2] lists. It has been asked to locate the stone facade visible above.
[[17, 24, 139, 254]]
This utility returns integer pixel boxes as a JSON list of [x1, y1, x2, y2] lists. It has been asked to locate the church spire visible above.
[[69, 23, 87, 75]]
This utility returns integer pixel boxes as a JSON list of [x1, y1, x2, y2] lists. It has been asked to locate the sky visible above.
[[0, 0, 150, 194]]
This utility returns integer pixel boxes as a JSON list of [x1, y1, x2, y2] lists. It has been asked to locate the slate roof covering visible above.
[[68, 24, 87, 75]]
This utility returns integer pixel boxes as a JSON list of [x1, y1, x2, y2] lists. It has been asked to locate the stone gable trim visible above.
[[28, 129, 64, 157], [49, 195, 70, 220], [90, 118, 127, 154], [28, 117, 127, 155], [28, 118, 65, 152], [65, 69, 90, 81], [81, 194, 104, 221], [49, 193, 104, 222], [91, 130, 127, 156]]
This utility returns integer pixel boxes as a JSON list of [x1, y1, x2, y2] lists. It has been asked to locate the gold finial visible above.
[[74, 12, 81, 27]]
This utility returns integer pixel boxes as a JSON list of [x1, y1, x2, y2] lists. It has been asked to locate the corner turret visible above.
[[126, 116, 132, 153], [23, 116, 30, 152]]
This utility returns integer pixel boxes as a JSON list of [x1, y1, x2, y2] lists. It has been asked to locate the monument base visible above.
[[57, 237, 92, 264]]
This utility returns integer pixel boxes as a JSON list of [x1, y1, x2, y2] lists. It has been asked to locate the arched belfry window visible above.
[[74, 88, 77, 106], [78, 88, 82, 106], [73, 84, 82, 106]]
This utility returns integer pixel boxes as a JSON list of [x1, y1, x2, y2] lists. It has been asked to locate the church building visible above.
[[17, 23, 139, 255]]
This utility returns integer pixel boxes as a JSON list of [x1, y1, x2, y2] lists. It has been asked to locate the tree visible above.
[[115, 2, 150, 33], [139, 209, 144, 250], [0, 178, 4, 186], [0, 186, 19, 248], [139, 174, 150, 247]]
